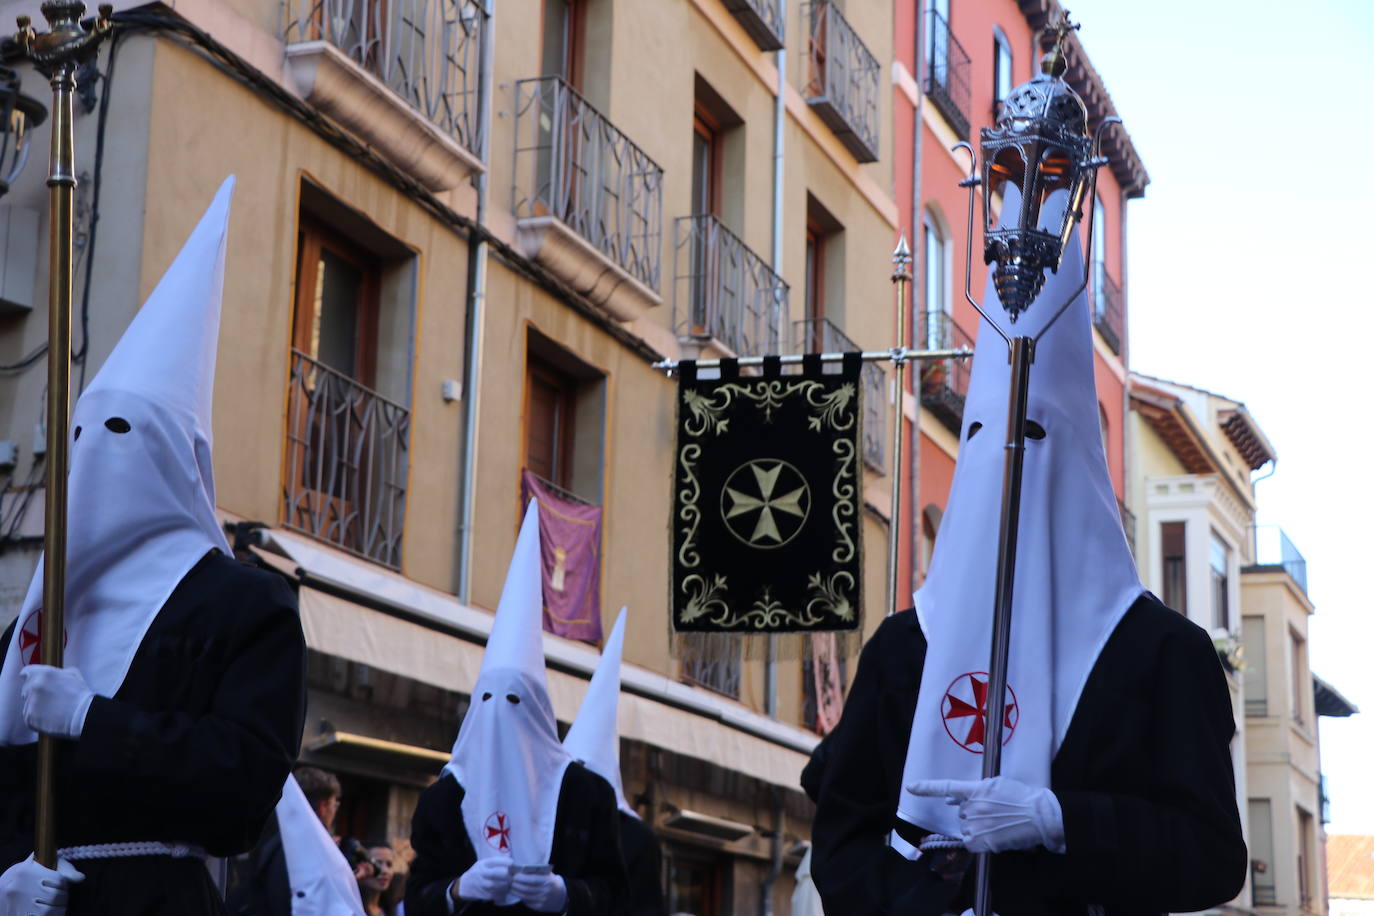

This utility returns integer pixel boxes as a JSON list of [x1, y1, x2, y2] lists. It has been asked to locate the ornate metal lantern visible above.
[[979, 20, 1099, 321], [0, 64, 46, 198]]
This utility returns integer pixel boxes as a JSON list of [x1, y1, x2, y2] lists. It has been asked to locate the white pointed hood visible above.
[[898, 190, 1143, 839], [563, 607, 634, 818], [0, 177, 236, 746], [445, 500, 571, 890], [277, 774, 366, 916]]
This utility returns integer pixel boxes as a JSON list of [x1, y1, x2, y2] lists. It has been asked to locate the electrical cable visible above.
[[74, 27, 121, 394]]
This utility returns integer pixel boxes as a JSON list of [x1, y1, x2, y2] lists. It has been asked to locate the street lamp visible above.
[[0, 65, 47, 197], [952, 13, 1118, 916]]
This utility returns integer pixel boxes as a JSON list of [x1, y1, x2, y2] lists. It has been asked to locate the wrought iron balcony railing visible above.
[[281, 0, 485, 155], [721, 0, 784, 51], [918, 310, 974, 435], [674, 214, 786, 357], [924, 8, 971, 139], [802, 0, 880, 163], [514, 77, 664, 292], [284, 350, 410, 569], [1093, 264, 1124, 355], [794, 317, 886, 472]]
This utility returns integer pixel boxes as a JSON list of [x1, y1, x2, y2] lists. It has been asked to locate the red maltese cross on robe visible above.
[[18, 609, 65, 666], [483, 811, 512, 853], [940, 671, 1019, 753]]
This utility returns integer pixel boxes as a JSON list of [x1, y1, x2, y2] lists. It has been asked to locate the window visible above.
[[284, 183, 415, 569], [928, 0, 951, 87], [522, 329, 606, 504], [1243, 616, 1268, 717], [691, 106, 722, 219], [803, 193, 845, 344], [525, 358, 576, 491], [294, 224, 381, 387], [1291, 630, 1307, 725], [1160, 521, 1187, 613], [1092, 194, 1107, 316], [664, 845, 728, 916], [1248, 798, 1277, 905], [992, 27, 1013, 114], [920, 504, 942, 581], [1297, 806, 1315, 910], [922, 213, 948, 349], [1210, 533, 1231, 631], [541, 0, 585, 87]]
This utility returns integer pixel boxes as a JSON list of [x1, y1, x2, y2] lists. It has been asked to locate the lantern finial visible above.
[[1039, 11, 1079, 78]]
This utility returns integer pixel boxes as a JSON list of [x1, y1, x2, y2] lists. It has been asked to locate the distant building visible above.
[[1128, 372, 1358, 915], [1328, 834, 1374, 916]]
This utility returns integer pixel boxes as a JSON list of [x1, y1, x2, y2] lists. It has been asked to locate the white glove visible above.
[[512, 871, 568, 913], [453, 856, 512, 902], [20, 666, 95, 740], [0, 854, 85, 915], [906, 776, 1066, 854]]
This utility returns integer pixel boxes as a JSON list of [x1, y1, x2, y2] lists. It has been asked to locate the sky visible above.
[[1058, 0, 1374, 834]]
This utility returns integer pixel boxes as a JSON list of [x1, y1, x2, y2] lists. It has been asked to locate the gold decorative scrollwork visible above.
[[805, 570, 856, 622], [677, 443, 703, 569], [831, 438, 856, 564], [680, 573, 730, 623]]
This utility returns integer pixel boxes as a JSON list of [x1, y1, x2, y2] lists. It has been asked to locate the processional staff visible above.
[[946, 13, 1120, 915], [6, 0, 113, 869]]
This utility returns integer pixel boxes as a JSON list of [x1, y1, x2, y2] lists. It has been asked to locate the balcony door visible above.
[[541, 0, 585, 88], [928, 0, 951, 87], [922, 215, 948, 349], [288, 223, 382, 556]]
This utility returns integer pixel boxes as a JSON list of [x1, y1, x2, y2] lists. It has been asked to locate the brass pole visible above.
[[14, 0, 112, 869], [887, 236, 912, 617]]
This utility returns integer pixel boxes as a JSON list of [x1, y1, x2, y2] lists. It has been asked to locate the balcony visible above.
[[1093, 264, 1124, 355], [924, 8, 970, 140], [281, 0, 486, 190], [721, 0, 784, 51], [802, 0, 881, 163], [918, 310, 974, 435], [1252, 525, 1308, 595], [284, 350, 410, 570], [793, 317, 886, 472], [513, 77, 665, 323], [673, 214, 786, 357]]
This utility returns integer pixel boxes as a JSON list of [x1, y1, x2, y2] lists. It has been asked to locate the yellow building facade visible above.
[[0, 0, 901, 910]]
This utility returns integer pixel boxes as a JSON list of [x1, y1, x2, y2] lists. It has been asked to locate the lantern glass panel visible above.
[[986, 146, 1026, 232]]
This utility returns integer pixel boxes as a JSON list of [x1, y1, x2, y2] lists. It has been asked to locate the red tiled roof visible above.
[[1328, 834, 1374, 899]]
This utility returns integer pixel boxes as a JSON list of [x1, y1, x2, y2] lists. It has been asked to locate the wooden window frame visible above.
[[292, 220, 382, 389], [524, 356, 578, 492], [992, 27, 1014, 114], [691, 104, 724, 218], [1160, 520, 1187, 614], [540, 0, 587, 89]]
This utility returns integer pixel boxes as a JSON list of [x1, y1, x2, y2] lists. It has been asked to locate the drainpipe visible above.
[[456, 0, 495, 601], [764, 3, 787, 720], [907, 0, 925, 598]]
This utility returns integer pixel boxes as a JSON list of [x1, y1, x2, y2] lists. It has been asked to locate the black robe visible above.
[[0, 551, 307, 915], [809, 593, 1247, 916], [406, 765, 627, 916], [224, 811, 291, 916], [618, 811, 665, 916]]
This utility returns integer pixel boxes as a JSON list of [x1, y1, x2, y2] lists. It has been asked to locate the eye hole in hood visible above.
[[505, 693, 521, 705], [967, 421, 983, 440], [105, 417, 132, 434], [1025, 420, 1046, 440]]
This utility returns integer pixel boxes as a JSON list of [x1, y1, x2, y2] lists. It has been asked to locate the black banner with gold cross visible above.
[[671, 354, 863, 634]]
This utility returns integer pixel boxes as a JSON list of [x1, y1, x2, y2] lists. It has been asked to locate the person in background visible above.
[[405, 503, 626, 915], [359, 842, 396, 916]]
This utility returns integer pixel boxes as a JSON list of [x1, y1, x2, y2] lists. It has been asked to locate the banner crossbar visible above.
[[652, 346, 972, 373]]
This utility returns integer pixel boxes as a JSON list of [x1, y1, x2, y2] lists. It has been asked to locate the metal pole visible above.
[[887, 238, 911, 616], [972, 334, 1034, 916], [15, 0, 111, 868]]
